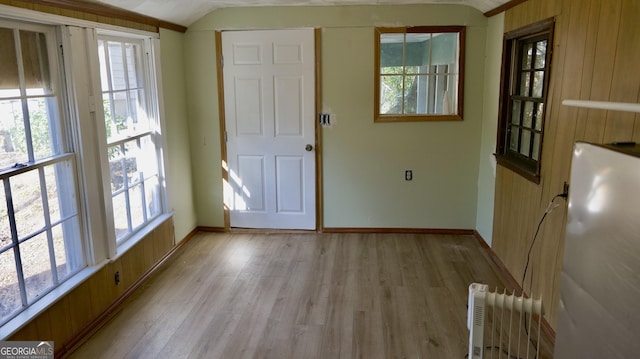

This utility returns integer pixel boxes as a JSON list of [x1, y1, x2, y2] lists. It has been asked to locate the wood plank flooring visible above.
[[67, 232, 550, 358]]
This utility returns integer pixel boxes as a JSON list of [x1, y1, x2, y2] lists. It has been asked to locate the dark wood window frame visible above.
[[496, 18, 555, 183], [374, 26, 465, 123]]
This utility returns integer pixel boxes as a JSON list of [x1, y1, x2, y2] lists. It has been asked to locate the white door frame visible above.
[[215, 28, 322, 231]]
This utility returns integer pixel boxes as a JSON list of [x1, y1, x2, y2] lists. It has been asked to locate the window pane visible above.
[[129, 184, 145, 230], [20, 31, 52, 97], [27, 97, 55, 159], [0, 183, 10, 252], [108, 42, 126, 91], [0, 27, 20, 95], [535, 103, 544, 131], [405, 66, 422, 75], [380, 33, 405, 74], [509, 126, 519, 152], [11, 170, 45, 239], [436, 74, 452, 114], [145, 176, 161, 219], [0, 99, 28, 169], [511, 100, 522, 125], [112, 192, 129, 240], [521, 42, 533, 70], [520, 72, 530, 96], [431, 32, 458, 66], [125, 43, 141, 88], [125, 140, 140, 186], [139, 135, 158, 178], [443, 75, 456, 115], [380, 75, 403, 114], [110, 91, 129, 140], [406, 33, 430, 70], [21, 233, 53, 302], [52, 220, 82, 281], [382, 66, 404, 75], [129, 89, 150, 132], [520, 129, 531, 157], [109, 144, 125, 192], [403, 75, 418, 114], [413, 75, 429, 114], [45, 161, 78, 225], [532, 133, 541, 161], [0, 249, 22, 321], [534, 40, 547, 69], [523, 102, 534, 129], [532, 70, 544, 98]]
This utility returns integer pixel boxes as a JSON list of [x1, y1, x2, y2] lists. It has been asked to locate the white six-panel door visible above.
[[222, 29, 315, 229]]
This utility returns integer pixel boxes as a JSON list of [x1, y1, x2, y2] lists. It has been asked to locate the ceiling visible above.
[[90, 0, 510, 27]]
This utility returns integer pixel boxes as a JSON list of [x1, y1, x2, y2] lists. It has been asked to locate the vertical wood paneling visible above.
[[573, 0, 602, 141], [7, 218, 175, 355], [494, 0, 640, 331], [603, 0, 640, 142]]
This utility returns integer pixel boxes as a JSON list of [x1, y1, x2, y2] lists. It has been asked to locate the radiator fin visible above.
[[467, 283, 545, 359]]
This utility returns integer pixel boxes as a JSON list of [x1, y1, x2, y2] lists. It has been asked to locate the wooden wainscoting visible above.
[[8, 217, 180, 357]]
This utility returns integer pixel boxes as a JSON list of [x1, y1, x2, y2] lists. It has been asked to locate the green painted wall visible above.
[[475, 13, 504, 244], [159, 29, 197, 240], [185, 5, 489, 229]]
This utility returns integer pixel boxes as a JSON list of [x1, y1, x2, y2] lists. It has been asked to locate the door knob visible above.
[[305, 144, 313, 152]]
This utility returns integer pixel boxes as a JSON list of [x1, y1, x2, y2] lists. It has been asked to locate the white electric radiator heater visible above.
[[467, 283, 544, 359]]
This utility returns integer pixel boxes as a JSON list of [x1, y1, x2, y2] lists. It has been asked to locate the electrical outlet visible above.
[[405, 170, 413, 181], [562, 181, 570, 198], [114, 271, 120, 285]]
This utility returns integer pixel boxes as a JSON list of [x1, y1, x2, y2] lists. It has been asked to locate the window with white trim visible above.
[[97, 36, 163, 244], [0, 17, 167, 331], [0, 20, 84, 325]]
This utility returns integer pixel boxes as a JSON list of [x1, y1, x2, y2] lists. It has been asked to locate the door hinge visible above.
[[224, 131, 228, 142], [220, 55, 224, 68]]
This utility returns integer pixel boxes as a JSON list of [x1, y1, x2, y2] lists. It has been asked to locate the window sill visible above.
[[496, 155, 541, 184], [112, 213, 174, 261], [375, 114, 463, 122]]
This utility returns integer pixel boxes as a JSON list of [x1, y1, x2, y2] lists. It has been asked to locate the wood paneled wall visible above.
[[8, 217, 175, 356], [493, 0, 640, 330]]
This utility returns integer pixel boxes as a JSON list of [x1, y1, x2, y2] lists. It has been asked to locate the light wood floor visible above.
[[67, 232, 549, 358]]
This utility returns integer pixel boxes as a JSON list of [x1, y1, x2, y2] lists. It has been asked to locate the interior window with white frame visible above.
[[97, 35, 164, 244], [0, 20, 84, 326]]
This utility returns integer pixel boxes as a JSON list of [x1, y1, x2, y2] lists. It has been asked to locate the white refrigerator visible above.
[[554, 141, 640, 358]]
